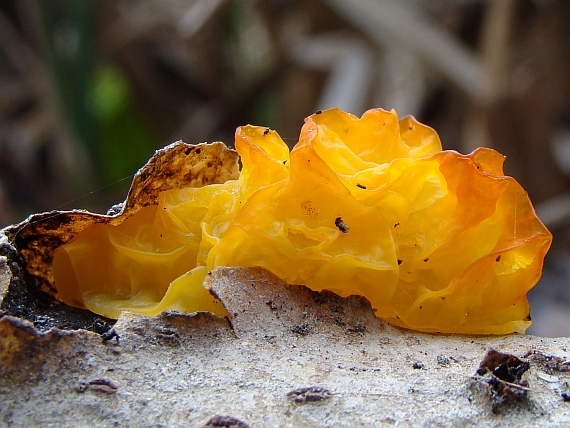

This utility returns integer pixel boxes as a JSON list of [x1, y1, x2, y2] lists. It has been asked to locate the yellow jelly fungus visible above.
[[52, 108, 552, 334]]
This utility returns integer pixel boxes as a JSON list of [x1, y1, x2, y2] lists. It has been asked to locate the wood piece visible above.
[[1, 266, 569, 427]]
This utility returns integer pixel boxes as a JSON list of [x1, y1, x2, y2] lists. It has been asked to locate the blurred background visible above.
[[1, 0, 569, 336]]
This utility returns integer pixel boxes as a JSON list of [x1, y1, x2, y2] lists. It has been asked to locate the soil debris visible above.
[[474, 349, 531, 413], [204, 415, 249, 427], [287, 386, 333, 404]]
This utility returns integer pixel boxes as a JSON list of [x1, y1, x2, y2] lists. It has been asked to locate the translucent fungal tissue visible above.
[[52, 108, 552, 334]]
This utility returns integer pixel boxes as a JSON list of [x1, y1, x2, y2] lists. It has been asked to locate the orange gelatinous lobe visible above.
[[52, 108, 552, 334]]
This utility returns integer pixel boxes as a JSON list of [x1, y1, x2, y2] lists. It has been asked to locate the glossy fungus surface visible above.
[[53, 108, 552, 334]]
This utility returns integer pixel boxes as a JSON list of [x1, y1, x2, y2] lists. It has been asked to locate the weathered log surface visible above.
[[1, 263, 569, 427]]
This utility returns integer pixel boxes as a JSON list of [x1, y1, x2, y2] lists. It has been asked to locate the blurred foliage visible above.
[[89, 65, 156, 184], [39, 0, 156, 194], [38, 0, 99, 166]]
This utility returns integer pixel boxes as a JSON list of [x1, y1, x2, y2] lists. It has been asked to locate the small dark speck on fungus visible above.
[[335, 217, 349, 233]]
